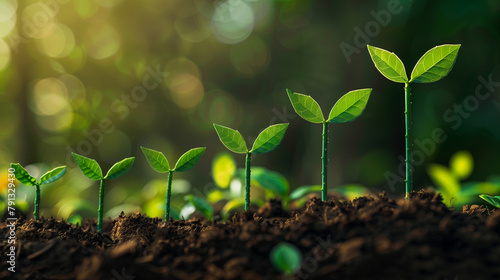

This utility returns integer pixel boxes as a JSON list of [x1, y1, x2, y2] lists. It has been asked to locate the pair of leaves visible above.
[[10, 163, 67, 187], [72, 153, 135, 180], [141, 146, 206, 173], [270, 242, 303, 275], [287, 88, 372, 124], [367, 44, 461, 84], [213, 123, 288, 154]]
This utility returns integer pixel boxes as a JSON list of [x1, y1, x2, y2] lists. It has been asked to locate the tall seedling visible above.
[[141, 146, 205, 222], [10, 163, 67, 219], [214, 123, 288, 210], [72, 153, 135, 233], [287, 89, 372, 201], [367, 44, 460, 199]]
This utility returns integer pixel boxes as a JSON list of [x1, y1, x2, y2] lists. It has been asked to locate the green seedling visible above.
[[287, 88, 372, 201], [214, 123, 288, 210], [367, 44, 460, 199], [10, 163, 67, 219], [270, 242, 303, 275], [141, 146, 205, 222], [479, 194, 500, 208], [72, 153, 135, 233]]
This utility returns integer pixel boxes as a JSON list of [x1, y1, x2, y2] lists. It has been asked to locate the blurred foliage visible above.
[[1, 0, 500, 219]]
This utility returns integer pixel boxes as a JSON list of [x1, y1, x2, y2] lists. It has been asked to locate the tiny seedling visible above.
[[479, 194, 500, 208], [10, 163, 67, 219], [270, 242, 303, 275], [72, 153, 135, 233], [141, 146, 206, 222], [367, 44, 460, 199], [214, 123, 288, 210], [287, 88, 372, 201]]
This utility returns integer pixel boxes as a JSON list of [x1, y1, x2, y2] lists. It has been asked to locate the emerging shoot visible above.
[[287, 88, 372, 201], [367, 44, 460, 199], [10, 163, 67, 219], [72, 153, 135, 233], [214, 123, 288, 210], [141, 146, 206, 222]]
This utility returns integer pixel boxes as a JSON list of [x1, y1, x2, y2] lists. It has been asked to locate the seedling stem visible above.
[[322, 121, 329, 201], [165, 170, 173, 221], [245, 152, 252, 210], [34, 185, 40, 219], [405, 82, 413, 199], [98, 179, 105, 232]]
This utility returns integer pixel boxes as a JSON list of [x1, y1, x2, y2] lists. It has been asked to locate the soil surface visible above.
[[2, 189, 500, 280]]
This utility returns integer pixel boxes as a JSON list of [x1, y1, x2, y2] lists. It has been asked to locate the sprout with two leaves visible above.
[[72, 153, 135, 233], [10, 163, 67, 219]]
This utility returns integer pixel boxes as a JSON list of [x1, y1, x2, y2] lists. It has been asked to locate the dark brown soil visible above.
[[2, 189, 500, 280]]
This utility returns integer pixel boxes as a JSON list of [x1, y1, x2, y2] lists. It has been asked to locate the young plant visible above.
[[10, 163, 67, 219], [367, 44, 460, 199], [287, 88, 372, 201], [270, 242, 303, 275], [141, 146, 206, 222], [72, 153, 135, 233], [479, 194, 500, 208], [213, 123, 288, 210]]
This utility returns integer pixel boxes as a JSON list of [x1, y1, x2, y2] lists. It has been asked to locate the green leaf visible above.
[[180, 202, 196, 220], [104, 157, 135, 179], [141, 146, 170, 172], [410, 44, 460, 83], [427, 163, 460, 206], [207, 189, 228, 203], [174, 147, 206, 172], [214, 124, 248, 154], [212, 152, 236, 189], [479, 194, 500, 208], [286, 89, 324, 123], [449, 150, 473, 180], [328, 88, 372, 123], [270, 242, 303, 275], [249, 167, 289, 198], [251, 123, 289, 154], [10, 163, 37, 187], [367, 45, 408, 83], [72, 153, 103, 180], [39, 166, 67, 185], [67, 214, 82, 226], [185, 194, 213, 220], [290, 185, 322, 200]]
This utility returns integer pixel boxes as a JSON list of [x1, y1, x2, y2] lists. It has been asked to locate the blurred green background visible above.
[[2, 0, 500, 220]]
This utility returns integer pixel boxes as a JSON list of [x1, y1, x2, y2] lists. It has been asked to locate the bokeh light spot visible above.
[[22, 3, 57, 39], [168, 73, 204, 109], [211, 0, 254, 44], [175, 12, 211, 43], [85, 24, 121, 60], [0, 0, 17, 21], [229, 36, 270, 77], [36, 23, 75, 58], [0, 39, 11, 70], [31, 78, 69, 116]]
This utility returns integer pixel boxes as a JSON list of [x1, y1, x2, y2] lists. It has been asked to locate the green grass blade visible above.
[[10, 163, 37, 186], [410, 44, 460, 83], [72, 153, 103, 180], [479, 194, 500, 208], [328, 88, 372, 123], [174, 147, 206, 172], [104, 157, 135, 179], [286, 89, 324, 123], [141, 146, 170, 172], [251, 123, 289, 154], [39, 166, 67, 185], [213, 124, 248, 154], [367, 45, 408, 83], [185, 194, 213, 220], [270, 242, 302, 275]]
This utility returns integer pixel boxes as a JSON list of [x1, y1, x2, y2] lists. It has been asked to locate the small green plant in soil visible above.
[[141, 146, 206, 222], [367, 44, 460, 199], [10, 163, 67, 219], [287, 88, 372, 201], [270, 242, 303, 275], [428, 150, 500, 208], [72, 153, 135, 233], [214, 123, 288, 210]]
